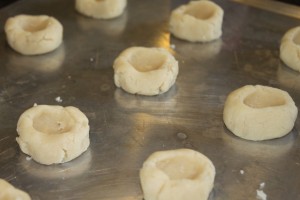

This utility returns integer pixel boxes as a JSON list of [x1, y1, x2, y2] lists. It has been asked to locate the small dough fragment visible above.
[[0, 179, 31, 200], [223, 85, 298, 141], [113, 47, 179, 96], [75, 0, 127, 19], [280, 26, 300, 72], [4, 15, 63, 55], [169, 0, 224, 42], [140, 149, 215, 200], [16, 105, 90, 165]]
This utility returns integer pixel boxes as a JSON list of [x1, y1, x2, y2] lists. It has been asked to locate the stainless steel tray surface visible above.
[[0, 0, 300, 199]]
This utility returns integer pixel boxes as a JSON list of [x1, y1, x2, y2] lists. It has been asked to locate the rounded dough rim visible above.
[[169, 0, 224, 42], [280, 26, 300, 72], [16, 105, 90, 165], [223, 85, 298, 141], [75, 0, 127, 19], [0, 179, 31, 200], [140, 148, 215, 200], [113, 46, 179, 96], [4, 14, 63, 55]]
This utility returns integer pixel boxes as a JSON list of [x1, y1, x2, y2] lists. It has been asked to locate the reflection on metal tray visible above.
[[0, 0, 300, 200]]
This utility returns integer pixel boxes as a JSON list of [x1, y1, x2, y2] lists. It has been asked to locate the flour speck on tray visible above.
[[55, 96, 63, 103], [256, 182, 267, 200], [170, 44, 176, 49], [259, 182, 265, 189], [240, 170, 244, 175], [26, 156, 32, 161], [256, 189, 267, 200]]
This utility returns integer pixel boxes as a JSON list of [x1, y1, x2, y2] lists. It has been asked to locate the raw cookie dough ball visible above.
[[0, 179, 31, 200], [223, 85, 298, 141], [113, 47, 179, 96], [140, 149, 215, 200], [280, 26, 300, 72], [75, 0, 127, 19], [16, 105, 90, 165], [169, 0, 224, 42], [4, 15, 63, 55]]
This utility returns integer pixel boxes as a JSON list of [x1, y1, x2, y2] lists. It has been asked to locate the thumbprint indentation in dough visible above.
[[33, 110, 75, 134], [184, 3, 215, 20], [292, 30, 300, 45], [157, 156, 203, 180], [243, 89, 286, 108], [20, 18, 50, 33], [129, 49, 167, 72]]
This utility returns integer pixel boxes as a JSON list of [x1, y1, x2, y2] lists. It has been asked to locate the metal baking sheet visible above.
[[0, 0, 300, 199]]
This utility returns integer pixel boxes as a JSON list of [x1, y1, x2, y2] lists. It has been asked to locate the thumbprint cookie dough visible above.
[[75, 0, 127, 19], [140, 149, 215, 200], [4, 15, 63, 55], [0, 179, 31, 200], [16, 105, 90, 165], [223, 85, 298, 141], [169, 0, 224, 42], [113, 47, 179, 96], [280, 26, 300, 72]]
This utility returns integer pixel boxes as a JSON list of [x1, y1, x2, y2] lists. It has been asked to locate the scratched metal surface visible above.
[[0, 0, 300, 199]]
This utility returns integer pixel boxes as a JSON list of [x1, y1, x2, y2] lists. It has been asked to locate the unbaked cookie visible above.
[[0, 179, 31, 200], [113, 47, 179, 96], [75, 0, 127, 19], [16, 105, 90, 165], [169, 0, 224, 42], [280, 26, 300, 72], [5, 15, 63, 55], [223, 85, 298, 141], [140, 149, 215, 200]]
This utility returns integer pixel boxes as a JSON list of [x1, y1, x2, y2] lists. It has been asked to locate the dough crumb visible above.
[[55, 96, 63, 103], [177, 132, 188, 140], [170, 44, 176, 49], [90, 57, 94, 62], [259, 182, 265, 189], [240, 170, 244, 175], [33, 103, 37, 107], [26, 156, 32, 161], [256, 189, 267, 200]]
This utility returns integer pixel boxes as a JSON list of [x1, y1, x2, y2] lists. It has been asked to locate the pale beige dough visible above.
[[5, 15, 63, 55], [140, 149, 215, 200], [280, 26, 300, 72], [0, 179, 31, 200], [113, 47, 179, 96], [169, 0, 224, 42], [75, 0, 127, 19], [223, 85, 298, 141], [16, 105, 90, 165]]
